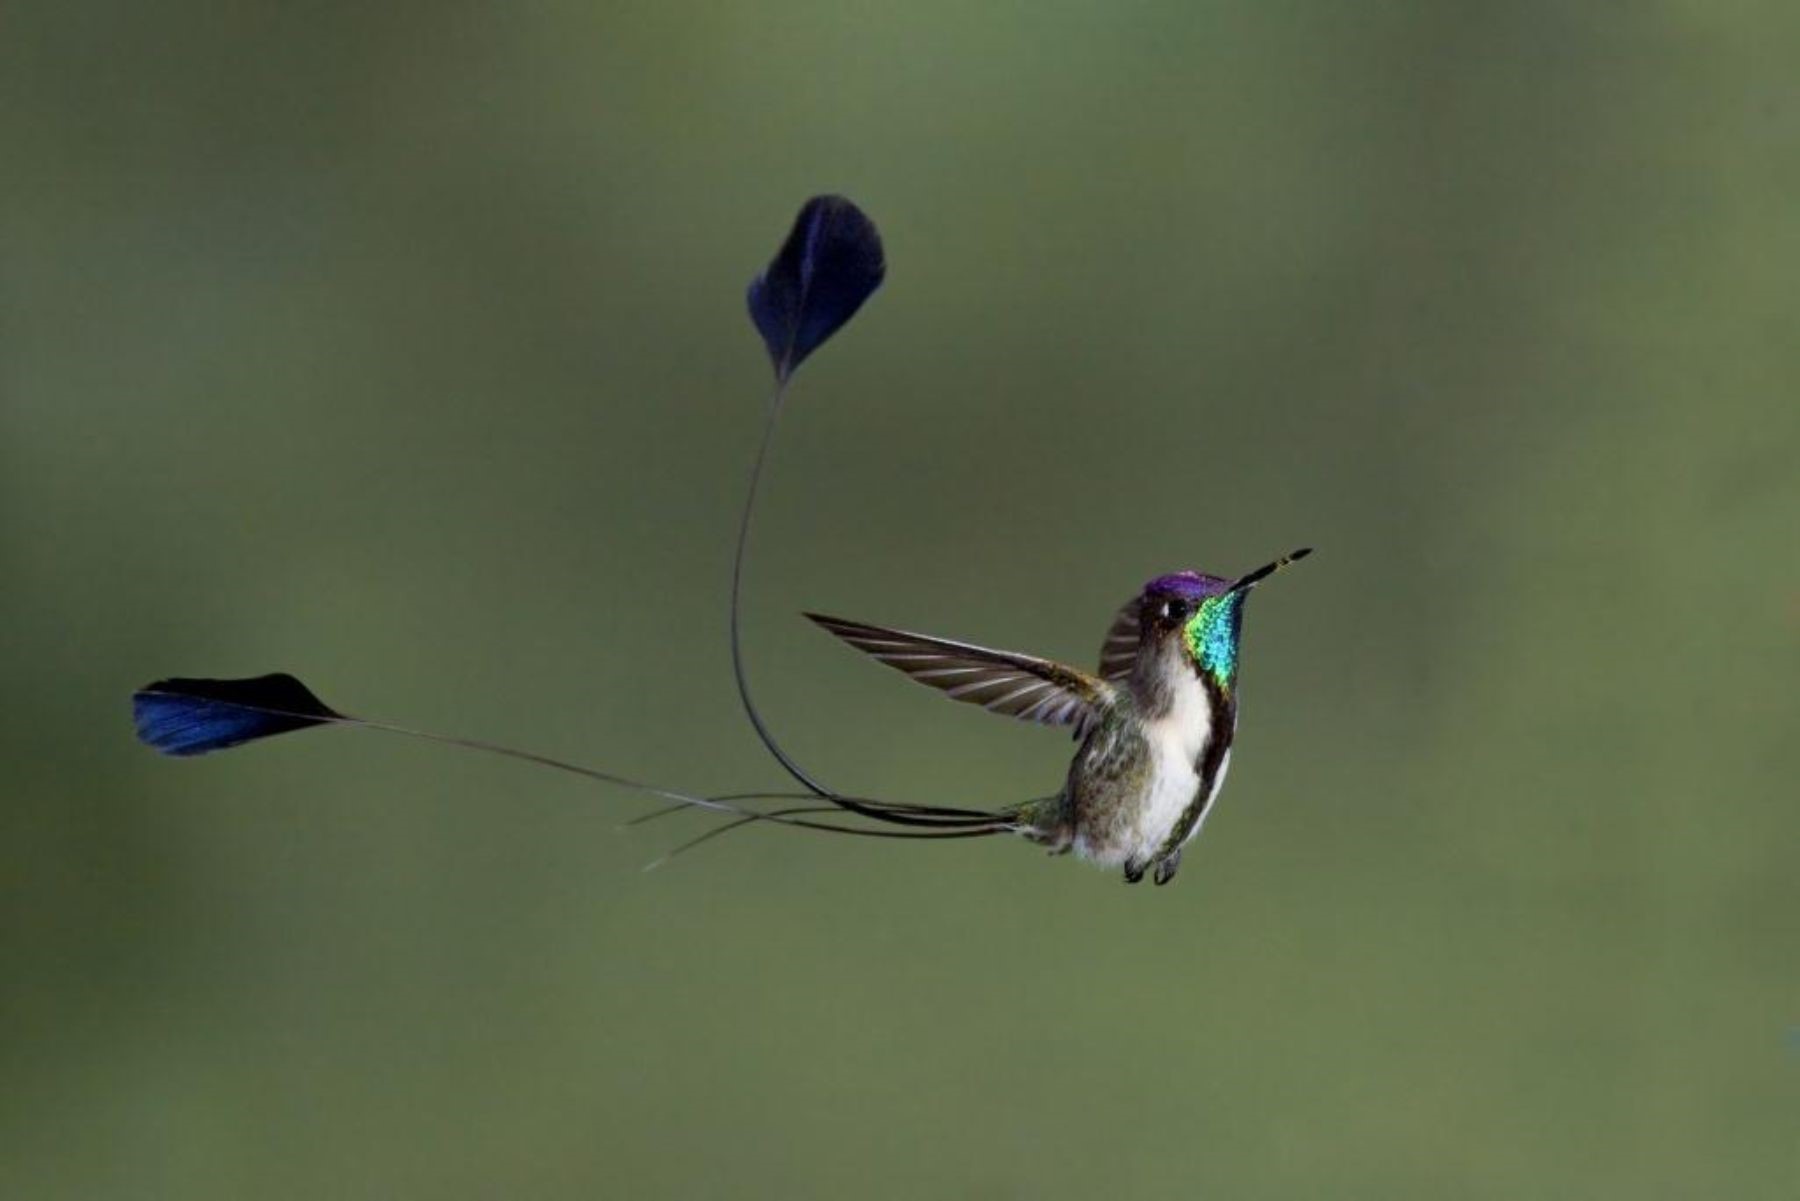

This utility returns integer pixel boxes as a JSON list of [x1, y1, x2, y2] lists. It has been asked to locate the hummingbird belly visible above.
[[1066, 673, 1227, 868]]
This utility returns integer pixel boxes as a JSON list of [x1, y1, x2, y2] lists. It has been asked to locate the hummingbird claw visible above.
[[1153, 851, 1182, 886]]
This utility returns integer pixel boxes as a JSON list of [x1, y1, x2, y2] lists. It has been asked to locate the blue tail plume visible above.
[[746, 195, 885, 381], [133, 673, 341, 756]]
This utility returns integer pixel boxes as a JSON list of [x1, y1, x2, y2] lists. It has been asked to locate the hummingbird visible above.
[[132, 549, 1310, 882], [128, 195, 1317, 884], [803, 549, 1310, 885]]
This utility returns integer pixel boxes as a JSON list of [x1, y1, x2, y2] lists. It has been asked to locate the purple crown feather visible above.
[[1141, 571, 1232, 601]]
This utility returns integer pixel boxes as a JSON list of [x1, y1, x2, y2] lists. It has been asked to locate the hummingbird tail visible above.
[[132, 675, 1025, 867], [1005, 795, 1070, 848]]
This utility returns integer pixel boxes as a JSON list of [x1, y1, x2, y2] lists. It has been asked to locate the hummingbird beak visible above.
[[1227, 547, 1313, 596]]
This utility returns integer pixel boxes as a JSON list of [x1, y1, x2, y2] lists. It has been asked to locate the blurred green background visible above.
[[4, 3, 1796, 1197]]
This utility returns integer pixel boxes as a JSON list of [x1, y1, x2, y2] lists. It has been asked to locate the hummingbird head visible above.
[[1137, 548, 1312, 690]]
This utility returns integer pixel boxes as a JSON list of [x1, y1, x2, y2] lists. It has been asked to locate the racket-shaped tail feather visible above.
[[131, 674, 1022, 854]]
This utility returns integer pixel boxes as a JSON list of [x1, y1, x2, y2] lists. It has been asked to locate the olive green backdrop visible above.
[[4, 3, 1796, 1197]]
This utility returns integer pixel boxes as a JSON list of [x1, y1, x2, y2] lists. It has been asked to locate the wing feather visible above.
[[805, 612, 1113, 736], [1095, 597, 1141, 683]]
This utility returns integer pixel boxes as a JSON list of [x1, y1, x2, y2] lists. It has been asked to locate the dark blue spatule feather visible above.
[[747, 195, 885, 380], [133, 673, 342, 756]]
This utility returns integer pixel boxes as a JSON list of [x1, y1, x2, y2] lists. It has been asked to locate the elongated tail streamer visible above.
[[133, 195, 1019, 863], [132, 676, 1018, 852], [731, 196, 908, 812]]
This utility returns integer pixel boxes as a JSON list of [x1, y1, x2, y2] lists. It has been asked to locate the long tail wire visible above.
[[723, 379, 1008, 834]]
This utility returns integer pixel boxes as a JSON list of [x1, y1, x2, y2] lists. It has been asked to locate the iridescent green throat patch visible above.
[[1184, 592, 1244, 688]]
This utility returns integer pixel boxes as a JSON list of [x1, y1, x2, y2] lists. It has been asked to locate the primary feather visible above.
[[804, 612, 1115, 739]]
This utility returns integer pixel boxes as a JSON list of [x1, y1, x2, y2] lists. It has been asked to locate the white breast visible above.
[[1134, 671, 1215, 854]]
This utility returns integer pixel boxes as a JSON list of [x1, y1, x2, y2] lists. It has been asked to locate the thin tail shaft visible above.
[[132, 678, 1021, 856], [728, 382, 832, 799]]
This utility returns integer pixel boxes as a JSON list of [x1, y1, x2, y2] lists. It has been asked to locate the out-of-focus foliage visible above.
[[3, 3, 1795, 1197]]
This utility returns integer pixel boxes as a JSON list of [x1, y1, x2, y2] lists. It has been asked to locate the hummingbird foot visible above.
[[1152, 851, 1182, 886], [1122, 859, 1148, 885]]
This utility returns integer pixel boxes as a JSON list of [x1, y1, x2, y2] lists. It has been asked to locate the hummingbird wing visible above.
[[805, 613, 1114, 736], [1095, 597, 1141, 683]]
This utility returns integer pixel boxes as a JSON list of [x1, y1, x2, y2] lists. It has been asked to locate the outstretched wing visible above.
[[805, 613, 1114, 737], [1095, 596, 1141, 684]]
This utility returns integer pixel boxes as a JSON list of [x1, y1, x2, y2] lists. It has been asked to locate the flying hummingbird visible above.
[[128, 195, 1314, 884], [803, 550, 1309, 885]]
